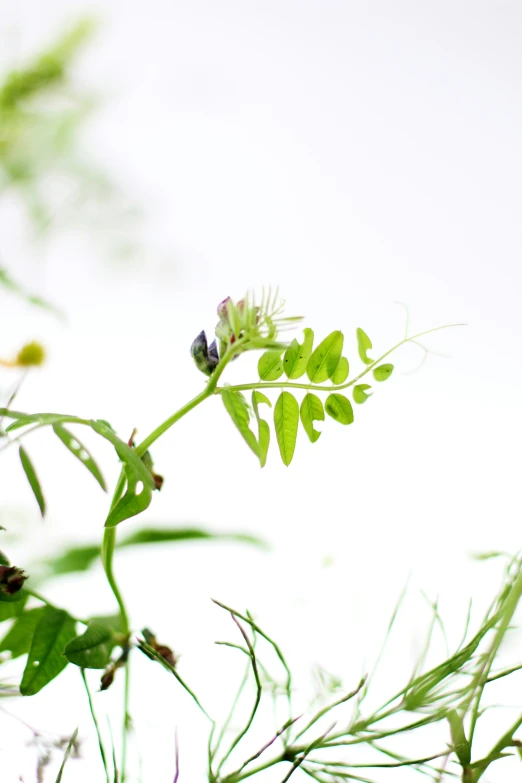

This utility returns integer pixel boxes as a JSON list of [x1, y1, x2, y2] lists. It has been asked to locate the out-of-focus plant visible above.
[[0, 19, 140, 254], [4, 281, 512, 783]]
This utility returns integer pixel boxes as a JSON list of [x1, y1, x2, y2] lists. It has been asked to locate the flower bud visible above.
[[16, 341, 46, 367], [0, 565, 27, 595], [190, 330, 219, 376]]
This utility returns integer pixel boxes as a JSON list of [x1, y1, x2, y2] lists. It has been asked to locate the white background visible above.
[[1, 2, 521, 781]]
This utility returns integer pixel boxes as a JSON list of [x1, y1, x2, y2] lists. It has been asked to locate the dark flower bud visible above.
[[0, 565, 27, 595], [100, 667, 115, 691], [190, 330, 219, 376]]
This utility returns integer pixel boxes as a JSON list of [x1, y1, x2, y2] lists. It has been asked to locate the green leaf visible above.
[[373, 363, 394, 382], [356, 327, 373, 365], [274, 392, 299, 466], [283, 328, 314, 379], [0, 591, 28, 622], [90, 420, 155, 528], [19, 446, 45, 517], [353, 384, 372, 404], [7, 413, 83, 432], [53, 424, 107, 491], [257, 351, 284, 381], [325, 394, 354, 425], [221, 388, 259, 458], [64, 622, 114, 669], [119, 527, 266, 550], [41, 529, 267, 580], [41, 544, 100, 577], [20, 607, 77, 695], [331, 356, 349, 384], [306, 331, 344, 383], [300, 393, 324, 443], [0, 550, 9, 566], [0, 607, 45, 659], [252, 391, 271, 467], [0, 587, 28, 604]]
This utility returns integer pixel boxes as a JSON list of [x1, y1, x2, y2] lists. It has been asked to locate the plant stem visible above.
[[216, 325, 465, 396], [121, 656, 131, 783]]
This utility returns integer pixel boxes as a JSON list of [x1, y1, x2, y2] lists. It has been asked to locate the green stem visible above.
[[465, 563, 522, 743], [81, 668, 110, 783], [216, 325, 464, 396], [121, 657, 131, 783]]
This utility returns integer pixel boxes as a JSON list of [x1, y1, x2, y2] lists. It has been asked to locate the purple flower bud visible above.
[[207, 339, 219, 366], [190, 330, 219, 376], [217, 297, 231, 318]]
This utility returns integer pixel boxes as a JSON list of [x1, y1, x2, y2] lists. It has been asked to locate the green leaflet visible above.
[[53, 424, 107, 491], [257, 351, 284, 381], [331, 356, 349, 384], [356, 327, 373, 365], [65, 622, 115, 669], [7, 413, 84, 432], [19, 445, 45, 517], [353, 384, 372, 404], [120, 527, 266, 548], [274, 392, 299, 466], [300, 393, 324, 443], [373, 363, 394, 381], [221, 388, 259, 458], [0, 591, 27, 621], [90, 420, 155, 528], [252, 391, 271, 467], [283, 328, 314, 379], [0, 607, 45, 659], [306, 331, 344, 383], [41, 544, 100, 577], [40, 528, 267, 580], [325, 394, 354, 425], [20, 607, 77, 695]]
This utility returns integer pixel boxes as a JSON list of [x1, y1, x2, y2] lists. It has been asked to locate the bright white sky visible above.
[[1, 2, 522, 781]]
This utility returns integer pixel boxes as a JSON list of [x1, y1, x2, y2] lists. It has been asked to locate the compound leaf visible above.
[[373, 363, 394, 382], [20, 607, 77, 695], [356, 328, 373, 365], [53, 424, 106, 491], [300, 393, 324, 443], [221, 388, 259, 458], [307, 331, 344, 383], [19, 446, 45, 517], [258, 351, 284, 381], [274, 392, 299, 466], [283, 328, 314, 379], [325, 394, 354, 425]]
